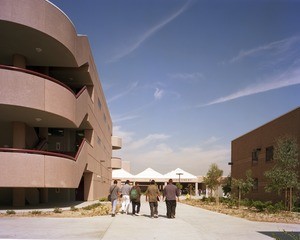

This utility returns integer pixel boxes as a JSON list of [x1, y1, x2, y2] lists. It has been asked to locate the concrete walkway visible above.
[[0, 197, 299, 239]]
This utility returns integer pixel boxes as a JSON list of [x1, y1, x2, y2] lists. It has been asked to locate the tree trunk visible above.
[[238, 188, 241, 208], [285, 188, 288, 210], [215, 188, 219, 205], [289, 188, 293, 212]]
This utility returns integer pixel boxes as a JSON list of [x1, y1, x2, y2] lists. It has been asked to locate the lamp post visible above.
[[176, 172, 183, 195], [176, 172, 183, 183]]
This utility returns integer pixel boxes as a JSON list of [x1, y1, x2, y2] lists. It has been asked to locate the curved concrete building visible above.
[[0, 0, 122, 207]]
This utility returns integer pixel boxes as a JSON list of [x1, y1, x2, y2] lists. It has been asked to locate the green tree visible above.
[[222, 174, 231, 197], [232, 170, 254, 208], [203, 163, 223, 205], [264, 135, 299, 211]]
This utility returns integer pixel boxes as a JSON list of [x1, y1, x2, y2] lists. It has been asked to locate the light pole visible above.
[[176, 173, 183, 195], [176, 172, 183, 183]]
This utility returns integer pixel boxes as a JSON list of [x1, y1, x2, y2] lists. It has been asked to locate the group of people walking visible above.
[[108, 179, 180, 218]]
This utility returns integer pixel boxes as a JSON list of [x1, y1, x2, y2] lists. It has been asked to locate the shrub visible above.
[[70, 206, 78, 211], [53, 207, 62, 213], [82, 202, 102, 210], [252, 201, 267, 212], [221, 197, 237, 208], [240, 198, 252, 208], [201, 196, 215, 202], [267, 202, 284, 213], [6, 210, 16, 215], [30, 210, 42, 215]]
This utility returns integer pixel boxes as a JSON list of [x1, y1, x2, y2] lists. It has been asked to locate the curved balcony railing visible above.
[[0, 139, 91, 161], [0, 147, 76, 161], [0, 65, 87, 99]]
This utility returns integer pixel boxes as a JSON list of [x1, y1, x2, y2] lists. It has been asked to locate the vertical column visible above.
[[84, 172, 93, 201], [12, 188, 25, 207], [12, 122, 26, 149], [195, 182, 199, 196], [40, 189, 48, 203], [12, 122, 26, 207]]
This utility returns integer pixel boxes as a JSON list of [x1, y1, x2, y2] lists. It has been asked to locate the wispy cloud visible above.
[[202, 65, 300, 106], [127, 134, 170, 150], [168, 72, 204, 82], [107, 81, 138, 103], [154, 88, 164, 100], [113, 125, 134, 143], [229, 36, 300, 63], [112, 115, 139, 123], [108, 1, 193, 63]]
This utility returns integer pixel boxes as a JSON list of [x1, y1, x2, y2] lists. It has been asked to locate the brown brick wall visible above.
[[231, 107, 300, 202]]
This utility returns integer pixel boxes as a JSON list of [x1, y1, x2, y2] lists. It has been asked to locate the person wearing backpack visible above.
[[130, 182, 141, 216]]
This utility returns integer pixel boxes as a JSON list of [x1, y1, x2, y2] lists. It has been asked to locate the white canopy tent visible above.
[[112, 167, 200, 195], [134, 168, 165, 181], [112, 168, 135, 179], [163, 168, 198, 182]]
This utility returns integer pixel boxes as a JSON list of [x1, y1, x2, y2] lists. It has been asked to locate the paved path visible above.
[[0, 197, 299, 239]]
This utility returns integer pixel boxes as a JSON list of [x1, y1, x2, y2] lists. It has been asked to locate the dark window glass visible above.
[[266, 146, 274, 162], [253, 178, 258, 191], [98, 98, 102, 110], [252, 150, 258, 163]]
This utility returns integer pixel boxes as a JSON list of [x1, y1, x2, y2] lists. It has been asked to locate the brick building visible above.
[[231, 107, 300, 202]]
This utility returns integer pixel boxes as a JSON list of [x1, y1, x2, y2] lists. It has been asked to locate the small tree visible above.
[[176, 182, 183, 195], [265, 135, 299, 211], [222, 174, 231, 197], [232, 170, 254, 208], [203, 163, 223, 205]]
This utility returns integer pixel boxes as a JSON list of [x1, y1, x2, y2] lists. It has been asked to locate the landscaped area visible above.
[[181, 197, 300, 224], [0, 202, 111, 218]]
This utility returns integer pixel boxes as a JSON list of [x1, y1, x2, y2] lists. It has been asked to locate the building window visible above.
[[48, 128, 64, 137], [253, 178, 258, 191], [98, 98, 102, 110], [266, 146, 274, 162], [252, 149, 259, 164]]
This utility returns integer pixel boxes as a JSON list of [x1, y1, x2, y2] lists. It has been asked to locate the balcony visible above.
[[111, 157, 122, 169], [111, 136, 122, 150]]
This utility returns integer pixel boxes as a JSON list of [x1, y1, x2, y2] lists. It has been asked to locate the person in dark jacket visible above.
[[130, 182, 142, 216], [145, 180, 160, 218], [163, 179, 180, 218]]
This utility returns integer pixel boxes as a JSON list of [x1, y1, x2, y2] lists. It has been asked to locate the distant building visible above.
[[231, 107, 300, 202], [0, 0, 122, 207]]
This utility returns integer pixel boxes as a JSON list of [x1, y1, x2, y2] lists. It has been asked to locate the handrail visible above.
[[0, 147, 76, 161], [0, 139, 92, 161], [0, 64, 75, 96]]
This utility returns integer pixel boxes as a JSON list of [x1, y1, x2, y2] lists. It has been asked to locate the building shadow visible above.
[[258, 231, 300, 240]]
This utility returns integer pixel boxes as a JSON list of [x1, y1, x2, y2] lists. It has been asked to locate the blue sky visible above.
[[50, 0, 300, 176]]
